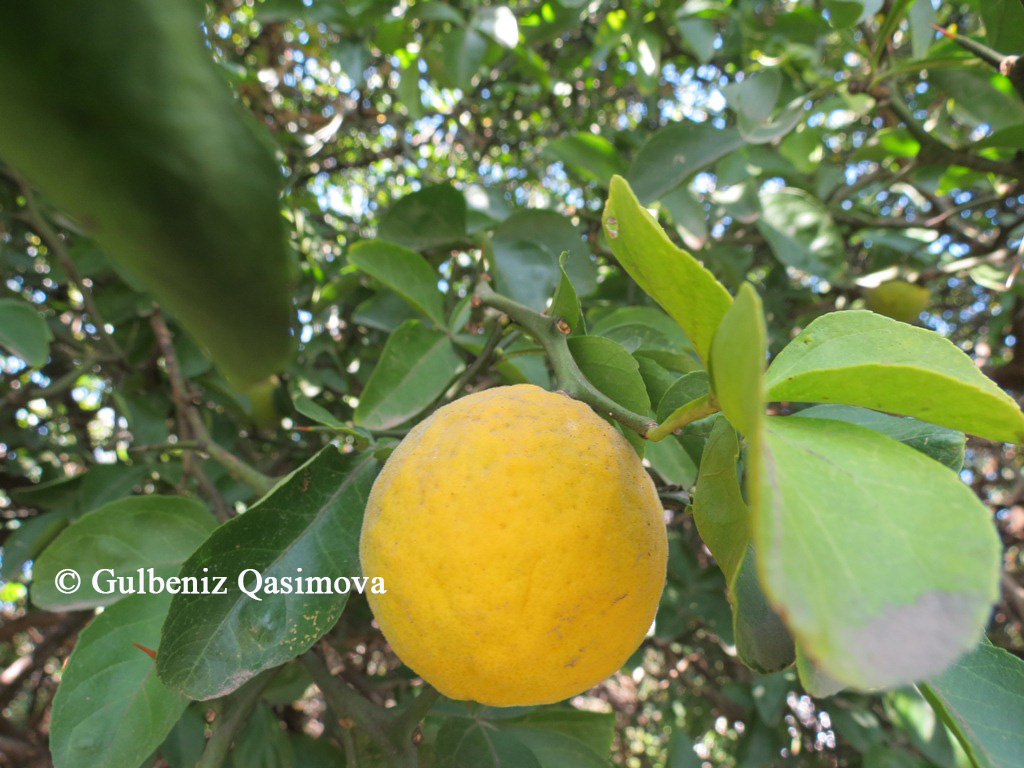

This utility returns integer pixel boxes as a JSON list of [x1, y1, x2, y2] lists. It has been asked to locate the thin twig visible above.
[[301, 648, 405, 762], [14, 179, 122, 357], [150, 309, 272, 511]]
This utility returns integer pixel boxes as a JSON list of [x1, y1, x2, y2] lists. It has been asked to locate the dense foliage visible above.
[[2, 0, 1024, 766]]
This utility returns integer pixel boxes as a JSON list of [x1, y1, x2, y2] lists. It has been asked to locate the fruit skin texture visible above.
[[864, 280, 930, 324], [359, 384, 667, 707]]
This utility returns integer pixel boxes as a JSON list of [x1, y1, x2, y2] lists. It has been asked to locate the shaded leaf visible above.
[[0, 298, 51, 367], [348, 239, 446, 326], [794, 404, 965, 471], [32, 495, 217, 610], [489, 210, 597, 309], [756, 188, 843, 280], [627, 122, 744, 203], [50, 593, 187, 768], [354, 320, 462, 431], [544, 133, 626, 186], [921, 641, 1024, 768], [156, 449, 378, 699], [378, 184, 467, 251]]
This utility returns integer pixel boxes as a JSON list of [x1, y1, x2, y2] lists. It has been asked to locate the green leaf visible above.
[[0, 510, 72, 581], [156, 449, 378, 699], [159, 705, 207, 768], [502, 709, 615, 761], [568, 335, 652, 453], [348, 239, 446, 326], [908, 0, 936, 57], [436, 718, 542, 768], [0, 2, 295, 387], [603, 176, 733, 365], [354, 319, 462, 431], [644, 437, 698, 487], [488, 210, 597, 310], [723, 69, 781, 123], [292, 393, 347, 430], [591, 306, 698, 372], [733, 549, 795, 673], [693, 418, 793, 672], [0, 298, 51, 367], [431, 27, 489, 90], [765, 311, 1024, 444], [709, 283, 766, 439], [626, 122, 744, 203], [796, 645, 846, 698], [229, 704, 294, 768], [921, 641, 1024, 768], [755, 416, 1002, 688], [756, 188, 843, 280], [543, 133, 626, 186], [50, 593, 188, 768], [378, 184, 467, 251], [794, 405, 965, 471], [980, 0, 1024, 65], [550, 252, 582, 331], [32, 495, 217, 610], [738, 95, 807, 144], [692, 418, 750, 583], [656, 371, 711, 422]]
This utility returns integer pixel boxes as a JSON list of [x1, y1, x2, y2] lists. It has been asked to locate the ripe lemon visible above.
[[359, 384, 667, 706]]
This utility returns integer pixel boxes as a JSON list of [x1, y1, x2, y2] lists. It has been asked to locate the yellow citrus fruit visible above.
[[359, 384, 667, 706], [864, 280, 930, 324]]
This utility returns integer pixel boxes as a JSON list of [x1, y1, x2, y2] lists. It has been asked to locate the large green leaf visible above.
[[765, 311, 1024, 443], [0, 1, 294, 387], [568, 335, 652, 454], [50, 593, 188, 768], [0, 297, 52, 368], [378, 184, 467, 251], [32, 495, 217, 610], [488, 210, 597, 309], [921, 641, 1024, 768], [348, 239, 446, 326], [156, 449, 378, 699], [626, 122, 743, 203], [709, 283, 766, 439], [755, 416, 1001, 688], [693, 418, 793, 672], [756, 188, 844, 281], [980, 0, 1024, 53], [603, 176, 732, 365], [590, 306, 698, 373], [354, 319, 462, 431]]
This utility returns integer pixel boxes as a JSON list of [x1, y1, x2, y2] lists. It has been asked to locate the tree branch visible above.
[[474, 282, 658, 437]]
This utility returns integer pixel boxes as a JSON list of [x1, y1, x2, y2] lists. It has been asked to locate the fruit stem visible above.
[[475, 282, 658, 437]]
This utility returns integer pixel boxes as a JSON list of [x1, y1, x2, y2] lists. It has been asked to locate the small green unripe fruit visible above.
[[864, 280, 930, 324]]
